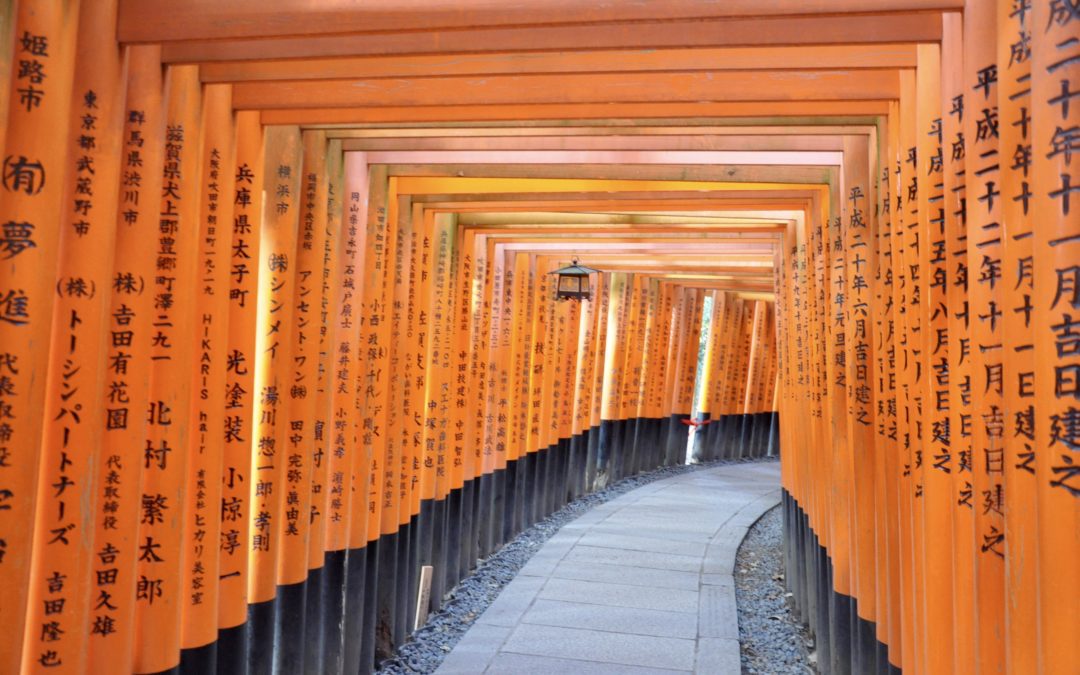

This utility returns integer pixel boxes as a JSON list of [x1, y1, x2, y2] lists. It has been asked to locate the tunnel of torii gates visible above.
[[0, 1, 1077, 674]]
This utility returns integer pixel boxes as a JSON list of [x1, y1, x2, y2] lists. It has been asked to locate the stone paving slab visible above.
[[501, 624, 697, 671], [563, 544, 705, 573], [486, 652, 690, 674], [522, 598, 699, 638], [434, 460, 781, 674], [540, 576, 700, 613], [575, 531, 709, 557], [550, 559, 702, 590]]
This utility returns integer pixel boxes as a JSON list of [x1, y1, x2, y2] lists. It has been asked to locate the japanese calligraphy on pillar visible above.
[[996, 1, 1040, 669], [88, 45, 164, 675], [308, 139, 342, 568], [218, 110, 263, 630], [23, 2, 125, 670], [1032, 1, 1080, 670], [325, 155, 368, 552], [181, 83, 235, 650], [248, 125, 301, 606], [278, 130, 329, 586], [0, 5, 79, 669], [134, 64, 202, 674]]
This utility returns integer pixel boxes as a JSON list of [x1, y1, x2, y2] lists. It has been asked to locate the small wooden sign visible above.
[[414, 565, 434, 631]]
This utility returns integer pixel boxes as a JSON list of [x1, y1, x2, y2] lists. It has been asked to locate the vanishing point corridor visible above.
[[0, 1, 1076, 673]]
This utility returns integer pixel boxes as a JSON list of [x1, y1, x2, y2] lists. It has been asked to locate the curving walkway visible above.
[[435, 461, 782, 674]]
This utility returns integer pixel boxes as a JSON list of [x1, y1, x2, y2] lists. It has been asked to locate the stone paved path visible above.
[[435, 461, 782, 674]]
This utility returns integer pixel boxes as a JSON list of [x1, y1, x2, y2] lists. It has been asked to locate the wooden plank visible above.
[[120, 0, 960, 43], [159, 14, 942, 63], [200, 45, 918, 84], [233, 71, 901, 110]]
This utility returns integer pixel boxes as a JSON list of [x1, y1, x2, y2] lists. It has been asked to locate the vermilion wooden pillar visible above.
[[217, 108, 264, 674], [21, 2, 123, 671], [1032, 2, 1079, 671], [246, 124, 301, 675], [133, 64, 202, 674], [0, 4, 80, 670], [179, 81, 235, 669], [939, 13, 976, 675], [963, 3, 1007, 671], [996, 2, 1038, 672], [916, 41, 955, 675], [88, 43, 164, 675]]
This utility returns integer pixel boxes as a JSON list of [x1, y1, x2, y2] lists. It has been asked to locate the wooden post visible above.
[[963, 3, 1007, 670], [216, 109, 264, 672], [0, 4, 80, 670], [87, 43, 163, 675], [21, 1, 123, 670], [132, 64, 202, 674], [180, 81, 235, 664], [996, 2, 1038, 672], [1032, 2, 1079, 670], [916, 41, 956, 675]]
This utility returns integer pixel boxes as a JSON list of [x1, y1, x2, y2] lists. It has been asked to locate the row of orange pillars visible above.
[[0, 1, 1077, 673]]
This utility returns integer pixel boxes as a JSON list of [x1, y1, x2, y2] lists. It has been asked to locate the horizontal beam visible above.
[[262, 102, 890, 124], [233, 71, 899, 109], [325, 124, 877, 138], [162, 14, 941, 62], [341, 134, 856, 152], [120, 1, 960, 43], [378, 161, 836, 186], [200, 44, 918, 83]]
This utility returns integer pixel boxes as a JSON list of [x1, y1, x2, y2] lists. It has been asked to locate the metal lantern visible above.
[[549, 259, 600, 301]]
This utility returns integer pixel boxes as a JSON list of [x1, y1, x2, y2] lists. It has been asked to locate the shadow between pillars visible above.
[[782, 490, 901, 675], [171, 424, 782, 675]]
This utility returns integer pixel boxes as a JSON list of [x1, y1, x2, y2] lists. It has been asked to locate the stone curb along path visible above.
[[435, 461, 782, 674]]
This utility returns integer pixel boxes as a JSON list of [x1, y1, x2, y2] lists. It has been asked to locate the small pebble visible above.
[[735, 504, 815, 674]]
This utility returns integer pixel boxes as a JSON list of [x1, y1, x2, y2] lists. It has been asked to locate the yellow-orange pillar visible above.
[[88, 44, 164, 675], [1032, 3, 1079, 670], [963, 3, 1007, 670], [133, 64, 202, 674], [0, 4, 80, 669], [180, 81, 236, 654], [21, 1, 123, 670]]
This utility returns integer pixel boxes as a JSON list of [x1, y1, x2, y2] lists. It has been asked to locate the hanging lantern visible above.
[[549, 259, 600, 302]]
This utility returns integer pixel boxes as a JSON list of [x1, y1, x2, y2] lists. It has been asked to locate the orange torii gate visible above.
[[0, 2, 1076, 674]]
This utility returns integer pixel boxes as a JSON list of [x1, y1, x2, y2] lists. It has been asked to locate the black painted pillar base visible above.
[[520, 453, 535, 528], [320, 549, 349, 674], [216, 620, 248, 675], [584, 425, 600, 490], [595, 419, 615, 489], [374, 531, 399, 663], [567, 434, 585, 500], [359, 539, 379, 674], [853, 606, 879, 675], [446, 488, 464, 591], [179, 638, 216, 675], [247, 595, 277, 675], [476, 472, 494, 558], [459, 478, 475, 576], [431, 497, 449, 613], [783, 490, 900, 675], [767, 411, 779, 456], [277, 576, 308, 673], [502, 459, 517, 544], [404, 512, 420, 642]]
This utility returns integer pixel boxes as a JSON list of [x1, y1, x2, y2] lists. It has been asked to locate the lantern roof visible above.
[[548, 260, 601, 277]]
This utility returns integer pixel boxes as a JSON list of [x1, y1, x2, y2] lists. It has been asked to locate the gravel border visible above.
[[735, 504, 815, 674], [377, 456, 774, 674]]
